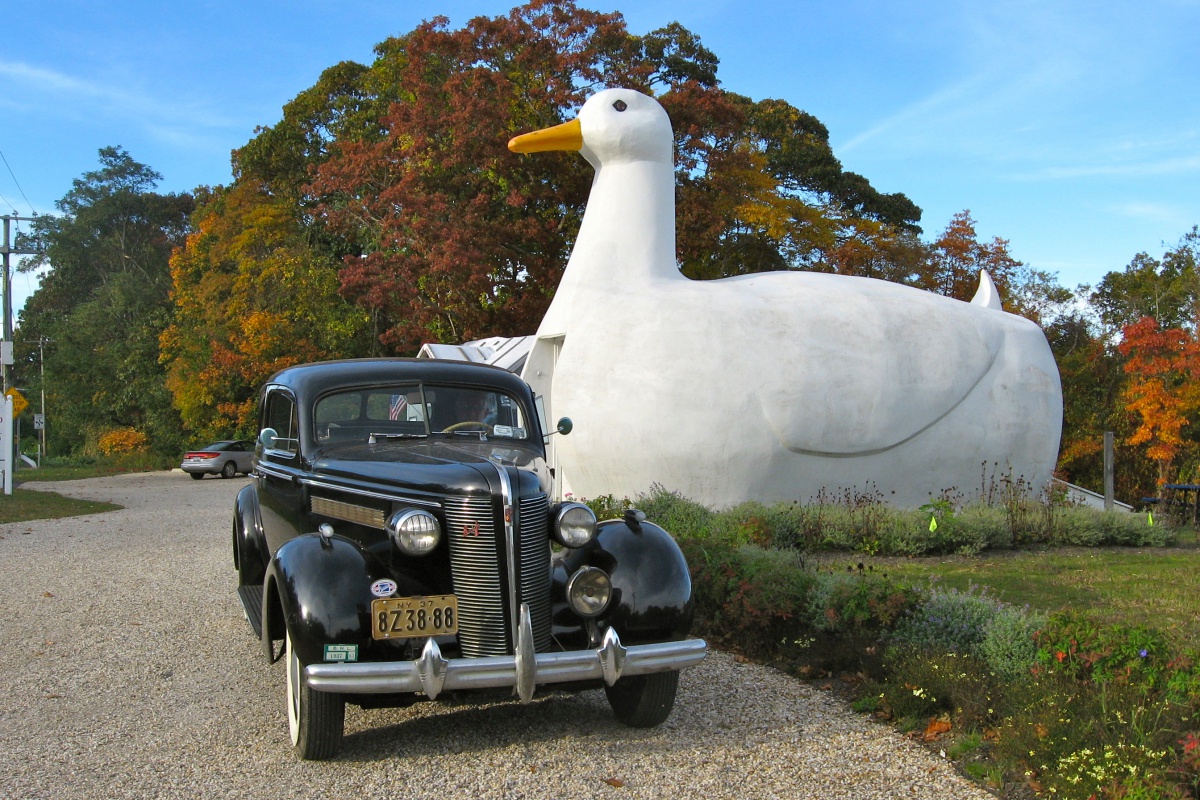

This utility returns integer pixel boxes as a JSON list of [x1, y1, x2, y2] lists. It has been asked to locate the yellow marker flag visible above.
[[929, 516, 938, 532], [1148, 511, 1154, 527]]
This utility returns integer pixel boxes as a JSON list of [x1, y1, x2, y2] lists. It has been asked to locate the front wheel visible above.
[[286, 632, 344, 760], [604, 670, 679, 728]]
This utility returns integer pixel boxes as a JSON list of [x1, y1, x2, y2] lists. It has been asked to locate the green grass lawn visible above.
[[862, 538, 1200, 641], [13, 462, 167, 482], [0, 488, 121, 524]]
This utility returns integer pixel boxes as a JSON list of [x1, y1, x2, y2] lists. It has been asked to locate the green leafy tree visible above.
[[1090, 227, 1199, 332], [16, 147, 193, 456]]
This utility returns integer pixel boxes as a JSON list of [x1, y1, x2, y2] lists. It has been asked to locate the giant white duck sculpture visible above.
[[509, 88, 1062, 508]]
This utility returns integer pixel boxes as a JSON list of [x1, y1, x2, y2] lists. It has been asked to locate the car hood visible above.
[[309, 438, 548, 496]]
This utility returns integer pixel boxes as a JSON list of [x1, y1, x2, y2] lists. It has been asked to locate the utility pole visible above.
[[1, 214, 39, 393], [1, 214, 40, 475]]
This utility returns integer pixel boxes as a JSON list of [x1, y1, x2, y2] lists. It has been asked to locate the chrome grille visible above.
[[442, 487, 552, 658], [444, 495, 505, 657], [518, 493, 552, 653]]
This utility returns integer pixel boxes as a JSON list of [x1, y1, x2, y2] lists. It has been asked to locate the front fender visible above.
[[265, 534, 392, 667], [561, 519, 694, 643]]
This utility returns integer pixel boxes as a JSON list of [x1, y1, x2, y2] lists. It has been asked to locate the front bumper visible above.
[[305, 603, 706, 702]]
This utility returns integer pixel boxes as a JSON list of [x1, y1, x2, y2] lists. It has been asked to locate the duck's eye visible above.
[[612, 100, 628, 112]]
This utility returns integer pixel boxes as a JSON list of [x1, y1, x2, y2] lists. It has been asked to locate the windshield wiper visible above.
[[368, 432, 428, 443]]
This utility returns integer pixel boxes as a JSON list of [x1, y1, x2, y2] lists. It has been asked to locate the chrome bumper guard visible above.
[[305, 604, 707, 703]]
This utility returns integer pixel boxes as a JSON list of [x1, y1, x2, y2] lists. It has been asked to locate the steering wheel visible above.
[[442, 420, 492, 433]]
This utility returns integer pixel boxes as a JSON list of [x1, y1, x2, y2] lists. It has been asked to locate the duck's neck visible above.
[[537, 159, 680, 338]]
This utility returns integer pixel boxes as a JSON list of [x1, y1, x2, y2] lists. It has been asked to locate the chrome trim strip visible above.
[[298, 477, 441, 508], [492, 462, 519, 651], [305, 633, 707, 696], [255, 463, 293, 481]]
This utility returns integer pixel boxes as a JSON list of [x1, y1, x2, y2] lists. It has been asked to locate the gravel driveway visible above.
[[0, 472, 992, 799]]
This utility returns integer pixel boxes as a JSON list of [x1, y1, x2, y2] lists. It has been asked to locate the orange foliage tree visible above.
[[1117, 316, 1200, 485], [161, 181, 370, 438]]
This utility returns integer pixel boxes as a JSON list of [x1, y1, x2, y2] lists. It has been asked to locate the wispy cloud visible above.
[[837, 76, 988, 154], [1018, 154, 1200, 181], [1109, 202, 1195, 230], [0, 59, 240, 134]]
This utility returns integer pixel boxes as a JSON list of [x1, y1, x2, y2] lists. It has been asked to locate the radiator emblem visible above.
[[462, 521, 481, 537]]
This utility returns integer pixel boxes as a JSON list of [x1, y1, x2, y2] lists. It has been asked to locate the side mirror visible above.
[[258, 427, 278, 450], [556, 417, 573, 436]]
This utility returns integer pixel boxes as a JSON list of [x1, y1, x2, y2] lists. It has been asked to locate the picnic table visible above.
[[1156, 484, 1200, 523]]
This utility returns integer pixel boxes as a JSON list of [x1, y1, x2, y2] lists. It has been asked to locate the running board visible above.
[[237, 584, 264, 639]]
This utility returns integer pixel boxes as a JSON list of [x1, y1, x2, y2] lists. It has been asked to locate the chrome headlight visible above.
[[552, 502, 598, 548], [566, 566, 612, 617], [387, 509, 442, 556]]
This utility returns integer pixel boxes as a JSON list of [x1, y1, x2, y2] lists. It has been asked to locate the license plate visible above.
[[371, 595, 458, 640]]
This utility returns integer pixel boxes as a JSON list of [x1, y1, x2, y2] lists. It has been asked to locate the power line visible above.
[[0, 150, 36, 215]]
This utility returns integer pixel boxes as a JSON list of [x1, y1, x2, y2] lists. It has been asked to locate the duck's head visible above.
[[508, 88, 672, 168]]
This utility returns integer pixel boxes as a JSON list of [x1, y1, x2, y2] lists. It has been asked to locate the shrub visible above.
[[678, 538, 812, 658], [582, 493, 632, 521], [979, 605, 1044, 681], [891, 586, 1003, 656], [97, 427, 148, 456], [631, 484, 715, 539], [805, 566, 919, 634]]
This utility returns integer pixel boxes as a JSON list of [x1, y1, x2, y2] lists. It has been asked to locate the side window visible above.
[[263, 390, 299, 456]]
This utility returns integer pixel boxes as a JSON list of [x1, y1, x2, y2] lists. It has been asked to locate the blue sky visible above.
[[3, 0, 1197, 317]]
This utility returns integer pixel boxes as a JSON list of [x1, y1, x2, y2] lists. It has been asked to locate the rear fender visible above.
[[233, 485, 268, 586]]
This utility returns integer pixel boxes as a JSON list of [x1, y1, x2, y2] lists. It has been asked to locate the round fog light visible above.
[[566, 566, 612, 617]]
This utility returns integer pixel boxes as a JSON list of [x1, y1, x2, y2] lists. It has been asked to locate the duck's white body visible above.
[[513, 89, 1062, 508]]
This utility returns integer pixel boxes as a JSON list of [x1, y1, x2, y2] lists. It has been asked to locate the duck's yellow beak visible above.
[[508, 118, 583, 153]]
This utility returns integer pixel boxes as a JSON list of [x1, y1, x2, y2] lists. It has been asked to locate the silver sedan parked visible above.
[[181, 440, 254, 479]]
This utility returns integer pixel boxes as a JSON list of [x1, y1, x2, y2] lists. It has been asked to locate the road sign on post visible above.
[[5, 388, 27, 416]]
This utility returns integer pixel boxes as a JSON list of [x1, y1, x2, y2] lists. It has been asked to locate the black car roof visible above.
[[264, 358, 533, 399]]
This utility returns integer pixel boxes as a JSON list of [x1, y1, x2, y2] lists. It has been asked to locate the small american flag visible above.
[[388, 394, 407, 420]]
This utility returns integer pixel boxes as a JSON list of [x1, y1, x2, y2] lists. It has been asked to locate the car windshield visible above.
[[314, 384, 532, 444]]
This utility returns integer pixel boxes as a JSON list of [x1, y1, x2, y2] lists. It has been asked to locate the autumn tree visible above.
[[1117, 316, 1200, 486], [1046, 308, 1155, 500], [1069, 229, 1200, 498], [16, 147, 192, 456], [306, 0, 925, 351], [160, 181, 372, 439]]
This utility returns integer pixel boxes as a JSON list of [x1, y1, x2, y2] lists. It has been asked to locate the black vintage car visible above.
[[233, 358, 705, 759]]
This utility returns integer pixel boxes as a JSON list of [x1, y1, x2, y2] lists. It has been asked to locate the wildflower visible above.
[[1056, 650, 1066, 663], [1138, 648, 1148, 658]]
